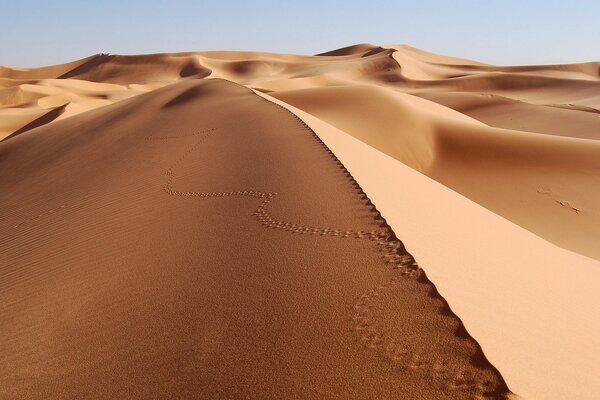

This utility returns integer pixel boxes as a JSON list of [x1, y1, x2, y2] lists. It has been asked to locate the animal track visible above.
[[146, 84, 513, 397], [6, 82, 419, 277], [555, 200, 581, 214], [352, 274, 505, 399], [148, 95, 506, 397], [537, 186, 582, 214], [149, 88, 420, 273]]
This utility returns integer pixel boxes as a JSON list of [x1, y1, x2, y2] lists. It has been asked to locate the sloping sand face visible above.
[[271, 96, 600, 400], [272, 85, 600, 261], [0, 79, 508, 399]]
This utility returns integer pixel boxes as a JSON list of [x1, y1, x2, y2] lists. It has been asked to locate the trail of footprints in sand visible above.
[[148, 123, 418, 273], [352, 276, 499, 398], [151, 95, 497, 398], [5, 88, 499, 398]]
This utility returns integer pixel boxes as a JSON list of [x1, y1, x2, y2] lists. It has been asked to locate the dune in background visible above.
[[2, 44, 599, 259], [1, 44, 599, 399]]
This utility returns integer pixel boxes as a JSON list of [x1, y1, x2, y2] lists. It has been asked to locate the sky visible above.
[[2, 0, 599, 67]]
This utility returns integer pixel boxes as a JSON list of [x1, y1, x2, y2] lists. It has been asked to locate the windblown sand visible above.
[[1, 44, 599, 399]]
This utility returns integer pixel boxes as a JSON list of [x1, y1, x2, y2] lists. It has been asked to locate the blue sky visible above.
[[2, 0, 599, 67]]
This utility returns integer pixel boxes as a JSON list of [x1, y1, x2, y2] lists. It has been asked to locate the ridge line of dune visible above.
[[56, 54, 113, 80], [252, 88, 512, 397], [152, 78, 511, 395], [2, 104, 69, 142], [0, 77, 514, 398], [350, 273, 510, 397], [545, 103, 600, 114]]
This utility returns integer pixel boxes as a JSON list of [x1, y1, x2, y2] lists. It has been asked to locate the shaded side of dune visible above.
[[315, 43, 383, 57], [1, 104, 67, 142], [57, 53, 114, 79], [0, 78, 508, 399], [57, 53, 212, 84]]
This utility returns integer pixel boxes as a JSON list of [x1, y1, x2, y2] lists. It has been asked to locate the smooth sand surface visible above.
[[267, 96, 600, 400], [0, 79, 508, 399], [1, 44, 599, 399], [417, 92, 600, 140]]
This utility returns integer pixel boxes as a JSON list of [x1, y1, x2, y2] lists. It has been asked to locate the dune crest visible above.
[[268, 94, 600, 400]]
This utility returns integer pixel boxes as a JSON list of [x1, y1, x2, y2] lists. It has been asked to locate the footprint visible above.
[[154, 124, 419, 271], [351, 272, 508, 398]]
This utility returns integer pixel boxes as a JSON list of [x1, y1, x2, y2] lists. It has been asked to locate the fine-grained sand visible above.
[[0, 79, 508, 399]]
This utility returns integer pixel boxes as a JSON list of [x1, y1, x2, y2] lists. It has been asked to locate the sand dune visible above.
[[1, 44, 599, 399], [273, 97, 600, 400], [272, 85, 600, 260], [0, 78, 507, 399]]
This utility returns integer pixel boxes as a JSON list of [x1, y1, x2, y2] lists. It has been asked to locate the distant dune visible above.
[[1, 44, 599, 399]]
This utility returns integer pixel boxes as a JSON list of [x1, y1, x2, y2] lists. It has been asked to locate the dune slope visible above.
[[270, 95, 600, 400], [272, 85, 600, 260], [0, 78, 508, 399]]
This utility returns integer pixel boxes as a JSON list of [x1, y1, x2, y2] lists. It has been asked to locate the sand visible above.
[[1, 43, 599, 399], [266, 94, 600, 400], [0, 78, 508, 399], [271, 85, 600, 261]]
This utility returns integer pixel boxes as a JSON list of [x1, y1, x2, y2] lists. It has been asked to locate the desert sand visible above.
[[269, 95, 600, 400], [1, 44, 599, 399]]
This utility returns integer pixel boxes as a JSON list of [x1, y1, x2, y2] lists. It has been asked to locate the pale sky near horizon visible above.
[[2, 0, 599, 67]]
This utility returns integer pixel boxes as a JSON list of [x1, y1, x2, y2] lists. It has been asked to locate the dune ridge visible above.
[[154, 86, 417, 271], [271, 95, 600, 400], [0, 78, 510, 399]]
